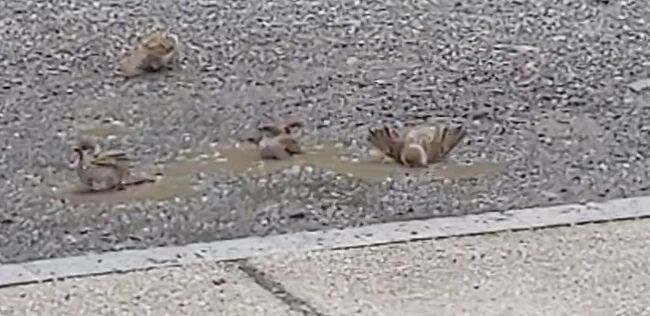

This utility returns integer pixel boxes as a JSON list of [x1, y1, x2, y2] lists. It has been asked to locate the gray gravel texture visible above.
[[1, 0, 650, 264]]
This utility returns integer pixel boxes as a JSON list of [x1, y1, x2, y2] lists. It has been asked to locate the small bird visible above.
[[77, 136, 130, 164], [73, 146, 130, 191], [244, 117, 304, 160], [368, 123, 468, 168], [115, 29, 179, 78], [73, 137, 154, 191]]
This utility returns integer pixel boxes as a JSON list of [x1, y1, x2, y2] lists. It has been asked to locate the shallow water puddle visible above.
[[319, 158, 506, 183], [314, 150, 506, 183], [47, 175, 195, 205], [48, 143, 504, 205], [163, 143, 505, 184], [163, 143, 353, 177]]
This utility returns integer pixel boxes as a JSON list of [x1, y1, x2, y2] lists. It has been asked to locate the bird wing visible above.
[[368, 126, 403, 161], [89, 158, 119, 167], [422, 124, 467, 163], [94, 150, 130, 161], [438, 125, 467, 158], [278, 136, 303, 155], [89, 158, 130, 182], [258, 124, 285, 137]]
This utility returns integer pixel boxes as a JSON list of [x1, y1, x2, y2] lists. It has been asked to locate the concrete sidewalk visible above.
[[1, 219, 649, 316]]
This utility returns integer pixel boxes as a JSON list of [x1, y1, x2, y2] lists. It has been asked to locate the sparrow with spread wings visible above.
[[368, 123, 467, 167]]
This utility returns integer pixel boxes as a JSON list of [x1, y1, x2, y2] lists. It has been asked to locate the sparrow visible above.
[[73, 146, 130, 191], [73, 137, 154, 191], [244, 116, 304, 160], [115, 29, 179, 78], [368, 123, 467, 167]]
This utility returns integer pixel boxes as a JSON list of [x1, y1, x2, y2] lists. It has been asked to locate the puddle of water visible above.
[[45, 142, 504, 205], [46, 176, 195, 205], [317, 154, 505, 183], [162, 143, 339, 177], [163, 143, 505, 184]]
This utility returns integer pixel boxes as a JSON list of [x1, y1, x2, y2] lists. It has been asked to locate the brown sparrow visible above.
[[368, 123, 467, 167], [244, 117, 304, 160], [115, 29, 179, 78], [73, 146, 130, 191], [73, 137, 154, 191]]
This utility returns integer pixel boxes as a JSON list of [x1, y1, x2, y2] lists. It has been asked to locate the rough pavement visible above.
[[247, 218, 650, 316], [0, 262, 301, 316], [1, 0, 650, 263], [1, 219, 649, 316]]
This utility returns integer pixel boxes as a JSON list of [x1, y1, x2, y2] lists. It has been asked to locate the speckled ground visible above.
[[1, 0, 649, 263]]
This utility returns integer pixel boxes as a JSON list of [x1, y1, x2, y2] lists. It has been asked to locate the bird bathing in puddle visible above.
[[367, 122, 468, 168], [350, 120, 502, 182], [159, 114, 312, 178], [71, 136, 156, 193], [243, 114, 306, 160], [44, 136, 198, 205]]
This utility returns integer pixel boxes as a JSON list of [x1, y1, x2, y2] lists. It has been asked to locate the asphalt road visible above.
[[1, 0, 649, 264]]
